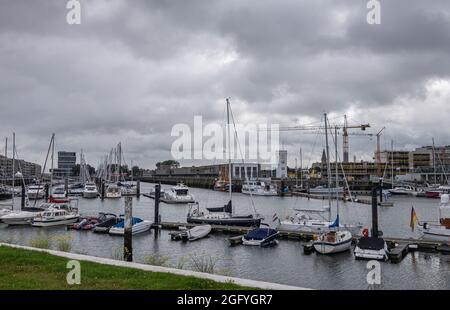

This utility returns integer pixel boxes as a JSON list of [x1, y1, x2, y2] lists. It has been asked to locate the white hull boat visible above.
[[388, 186, 414, 196], [109, 218, 152, 235], [1, 211, 41, 225], [354, 237, 389, 261], [51, 187, 66, 199], [418, 194, 450, 242], [173, 224, 212, 241], [313, 230, 353, 254], [309, 186, 344, 195], [27, 185, 45, 200], [32, 208, 80, 227], [162, 184, 195, 204], [105, 184, 122, 199], [83, 182, 99, 198], [241, 181, 278, 196]]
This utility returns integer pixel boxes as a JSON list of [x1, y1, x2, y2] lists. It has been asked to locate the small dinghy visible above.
[[242, 227, 279, 246], [70, 216, 101, 231], [108, 217, 151, 235], [171, 225, 212, 241]]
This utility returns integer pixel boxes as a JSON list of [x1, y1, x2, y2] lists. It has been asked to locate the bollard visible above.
[[21, 183, 25, 210], [124, 196, 133, 262]]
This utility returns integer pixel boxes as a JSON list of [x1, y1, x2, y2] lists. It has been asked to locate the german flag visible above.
[[410, 207, 418, 232]]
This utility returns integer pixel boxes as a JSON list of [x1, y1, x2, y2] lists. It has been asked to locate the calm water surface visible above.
[[1, 182, 449, 290]]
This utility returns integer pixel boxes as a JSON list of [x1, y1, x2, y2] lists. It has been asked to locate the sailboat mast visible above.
[[226, 98, 232, 207], [4, 137, 7, 158], [391, 139, 394, 189], [295, 158, 298, 187], [50, 134, 54, 190], [12, 133, 15, 208], [432, 138, 436, 184], [300, 148, 303, 188], [324, 113, 332, 211], [335, 126, 339, 217]]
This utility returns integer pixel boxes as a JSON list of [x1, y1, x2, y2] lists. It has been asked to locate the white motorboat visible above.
[[162, 183, 195, 204], [108, 217, 152, 235], [388, 185, 414, 195], [51, 186, 66, 199], [276, 209, 362, 235], [354, 236, 389, 261], [27, 185, 45, 200], [105, 184, 122, 199], [68, 183, 85, 196], [313, 229, 353, 254], [242, 227, 279, 246], [171, 224, 212, 241], [83, 182, 99, 198], [418, 194, 450, 242], [241, 181, 278, 196], [1, 210, 42, 225], [119, 182, 137, 196], [32, 208, 80, 227]]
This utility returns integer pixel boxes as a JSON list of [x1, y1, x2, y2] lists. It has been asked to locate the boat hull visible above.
[[187, 217, 261, 227], [83, 191, 98, 198], [109, 221, 152, 235], [313, 238, 352, 254], [32, 216, 80, 227]]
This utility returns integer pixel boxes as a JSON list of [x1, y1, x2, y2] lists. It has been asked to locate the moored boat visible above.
[[108, 217, 151, 235], [418, 194, 450, 242], [241, 181, 278, 196], [242, 227, 279, 246], [83, 182, 99, 198]]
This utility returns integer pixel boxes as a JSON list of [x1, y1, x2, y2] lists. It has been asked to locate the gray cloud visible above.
[[1, 0, 450, 169]]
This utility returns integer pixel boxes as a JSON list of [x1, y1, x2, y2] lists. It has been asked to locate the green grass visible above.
[[0, 246, 252, 290]]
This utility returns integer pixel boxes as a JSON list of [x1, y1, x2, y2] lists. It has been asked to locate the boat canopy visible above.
[[356, 237, 385, 250], [207, 200, 232, 213], [244, 228, 278, 240], [113, 217, 143, 228]]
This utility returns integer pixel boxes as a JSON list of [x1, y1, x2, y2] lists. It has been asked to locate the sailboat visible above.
[[187, 99, 262, 227], [313, 118, 352, 254]]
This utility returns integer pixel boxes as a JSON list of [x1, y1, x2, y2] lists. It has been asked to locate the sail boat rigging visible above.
[[187, 98, 262, 227]]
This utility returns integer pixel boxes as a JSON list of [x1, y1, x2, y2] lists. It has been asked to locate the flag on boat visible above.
[[272, 213, 279, 222], [410, 207, 418, 232]]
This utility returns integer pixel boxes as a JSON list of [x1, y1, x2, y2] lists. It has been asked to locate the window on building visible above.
[[235, 167, 239, 177]]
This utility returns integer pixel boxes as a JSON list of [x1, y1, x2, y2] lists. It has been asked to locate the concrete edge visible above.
[[0, 243, 310, 290]]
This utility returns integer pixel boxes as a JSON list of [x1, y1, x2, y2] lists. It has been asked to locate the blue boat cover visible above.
[[244, 228, 278, 240], [329, 215, 339, 228], [113, 217, 143, 228]]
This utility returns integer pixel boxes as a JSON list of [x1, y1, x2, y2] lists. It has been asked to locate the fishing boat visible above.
[[162, 183, 195, 204], [186, 99, 263, 228], [108, 217, 152, 235], [241, 181, 278, 196], [83, 182, 99, 198], [242, 227, 279, 246], [171, 224, 212, 241], [105, 183, 122, 198], [32, 208, 80, 227], [27, 184, 45, 200], [418, 194, 450, 242]]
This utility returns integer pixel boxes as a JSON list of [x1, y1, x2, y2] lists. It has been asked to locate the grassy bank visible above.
[[0, 246, 251, 290]]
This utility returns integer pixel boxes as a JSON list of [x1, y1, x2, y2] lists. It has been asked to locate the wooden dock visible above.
[[158, 221, 448, 255]]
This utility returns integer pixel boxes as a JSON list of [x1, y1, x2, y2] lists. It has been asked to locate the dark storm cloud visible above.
[[0, 0, 450, 168]]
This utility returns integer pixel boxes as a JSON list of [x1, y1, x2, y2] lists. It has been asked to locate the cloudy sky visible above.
[[1, 0, 450, 170]]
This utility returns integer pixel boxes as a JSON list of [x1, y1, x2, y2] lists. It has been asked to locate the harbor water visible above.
[[1, 183, 449, 290]]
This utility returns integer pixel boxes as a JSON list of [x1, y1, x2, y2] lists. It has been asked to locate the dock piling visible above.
[[101, 181, 105, 200], [371, 184, 379, 238], [21, 183, 25, 210], [136, 180, 140, 198], [124, 196, 133, 262]]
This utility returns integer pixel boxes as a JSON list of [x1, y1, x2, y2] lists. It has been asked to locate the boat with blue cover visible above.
[[108, 217, 151, 235], [242, 227, 279, 246]]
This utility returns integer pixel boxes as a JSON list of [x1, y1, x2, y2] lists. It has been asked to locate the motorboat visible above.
[[213, 179, 227, 192], [0, 188, 13, 200], [161, 183, 195, 204], [354, 236, 389, 261], [388, 185, 414, 196], [105, 184, 122, 199], [118, 182, 137, 196], [51, 187, 66, 199], [70, 216, 100, 230], [313, 229, 353, 254], [242, 227, 279, 246], [0, 208, 12, 221], [241, 181, 278, 196], [27, 184, 45, 200], [108, 217, 151, 235], [1, 210, 43, 225], [83, 182, 99, 198], [425, 186, 450, 199], [32, 208, 80, 227], [276, 209, 362, 235], [187, 201, 262, 227], [92, 213, 120, 233], [418, 194, 450, 242], [171, 224, 212, 241]]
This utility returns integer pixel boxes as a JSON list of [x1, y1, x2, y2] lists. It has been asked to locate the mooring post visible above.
[[124, 196, 133, 262], [379, 179, 383, 202], [371, 184, 379, 238], [44, 183, 49, 201], [21, 183, 25, 210], [136, 180, 140, 198], [101, 181, 105, 200], [154, 183, 161, 225], [64, 178, 69, 197]]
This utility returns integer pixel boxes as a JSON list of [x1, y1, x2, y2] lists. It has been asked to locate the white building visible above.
[[276, 150, 287, 179]]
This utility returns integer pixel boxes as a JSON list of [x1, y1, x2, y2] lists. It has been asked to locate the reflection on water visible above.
[[0, 183, 449, 289]]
